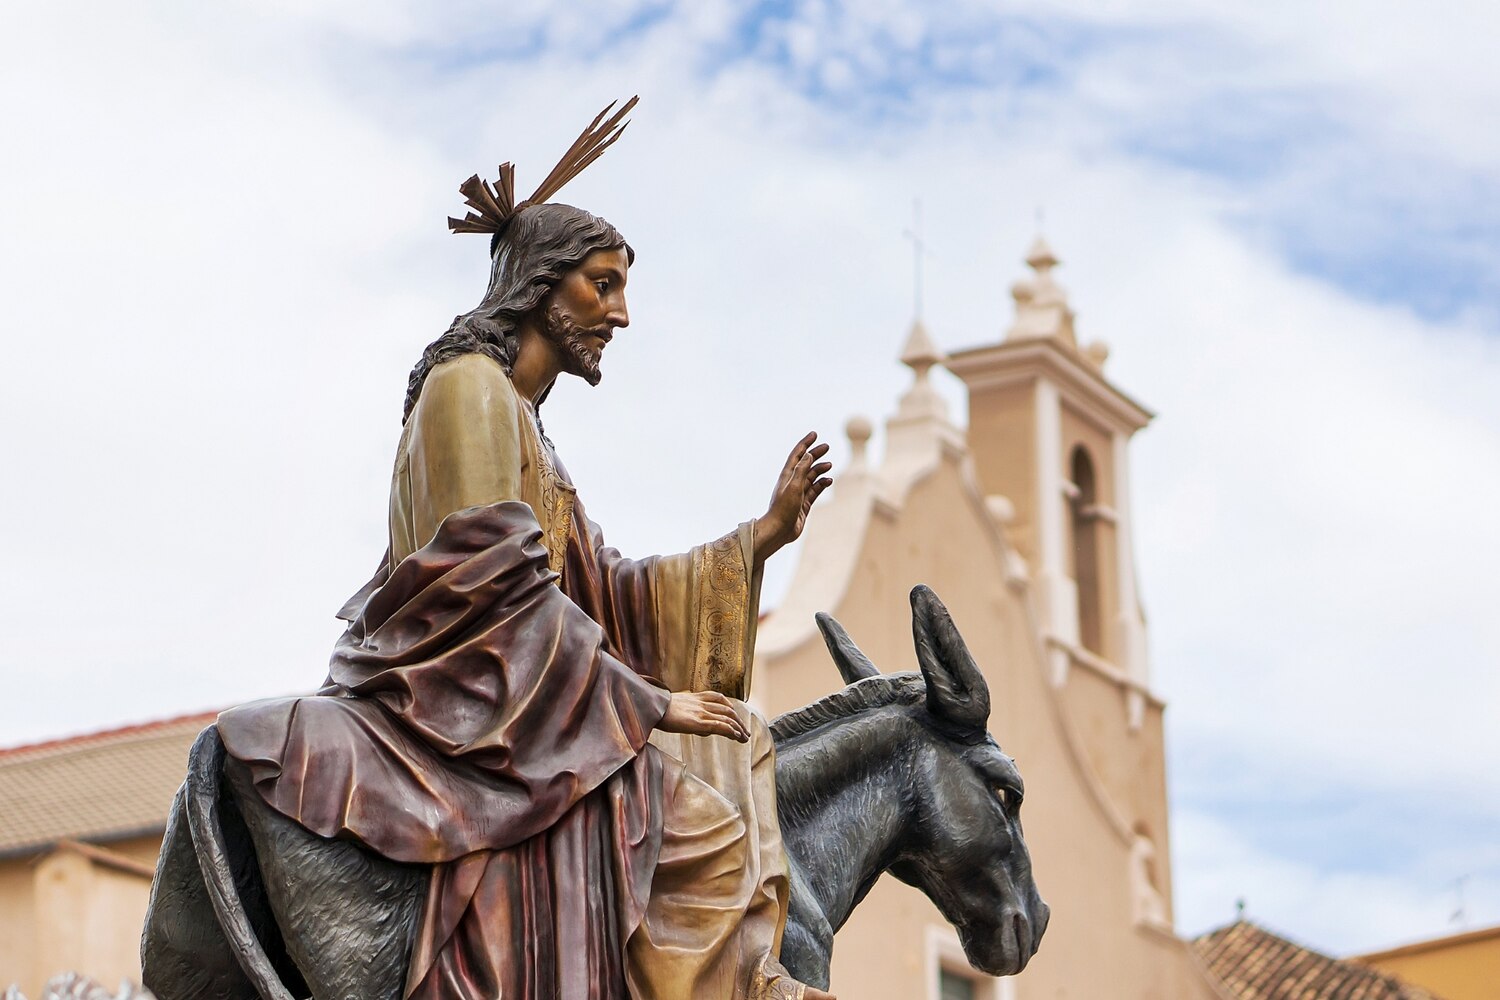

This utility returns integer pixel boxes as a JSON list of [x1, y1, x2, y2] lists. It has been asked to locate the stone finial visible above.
[[1083, 340, 1110, 369], [899, 318, 943, 373], [885, 319, 963, 473], [1006, 234, 1077, 347], [894, 319, 948, 423], [985, 495, 1015, 526], [1025, 235, 1059, 271]]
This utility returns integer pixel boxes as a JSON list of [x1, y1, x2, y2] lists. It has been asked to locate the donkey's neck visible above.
[[777, 708, 915, 932]]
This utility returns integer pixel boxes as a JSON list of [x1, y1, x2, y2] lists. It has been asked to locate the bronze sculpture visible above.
[[142, 590, 1046, 998], [140, 100, 1048, 999]]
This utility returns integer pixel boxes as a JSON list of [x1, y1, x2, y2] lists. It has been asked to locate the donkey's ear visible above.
[[911, 586, 990, 732], [816, 611, 881, 684]]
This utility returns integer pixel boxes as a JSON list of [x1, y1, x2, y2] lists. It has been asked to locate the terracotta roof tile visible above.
[[1195, 921, 1446, 1000], [0, 712, 217, 856]]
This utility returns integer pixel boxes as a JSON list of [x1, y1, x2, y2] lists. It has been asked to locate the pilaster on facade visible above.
[[1031, 377, 1076, 657], [1112, 429, 1150, 687]]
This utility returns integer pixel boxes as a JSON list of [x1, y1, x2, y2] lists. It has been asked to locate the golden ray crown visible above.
[[447, 96, 638, 236]]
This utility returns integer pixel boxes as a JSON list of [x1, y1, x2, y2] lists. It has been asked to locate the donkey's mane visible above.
[[770, 672, 926, 743]]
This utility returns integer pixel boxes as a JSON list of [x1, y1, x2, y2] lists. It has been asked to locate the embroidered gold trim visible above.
[[694, 531, 750, 697], [749, 957, 807, 1000], [545, 484, 575, 578], [520, 404, 573, 578]]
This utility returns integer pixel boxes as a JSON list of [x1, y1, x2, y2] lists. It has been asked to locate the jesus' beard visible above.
[[542, 301, 608, 387]]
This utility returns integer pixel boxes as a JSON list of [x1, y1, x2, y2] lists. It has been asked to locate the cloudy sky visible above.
[[3, 0, 1497, 961]]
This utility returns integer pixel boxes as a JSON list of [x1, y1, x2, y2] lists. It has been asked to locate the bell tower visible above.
[[947, 237, 1154, 697]]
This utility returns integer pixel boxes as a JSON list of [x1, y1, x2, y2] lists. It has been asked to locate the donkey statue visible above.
[[141, 586, 1047, 997]]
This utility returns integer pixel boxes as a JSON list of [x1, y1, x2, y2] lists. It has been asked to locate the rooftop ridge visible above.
[[0, 709, 221, 761], [1194, 919, 1446, 1000], [1352, 921, 1500, 961]]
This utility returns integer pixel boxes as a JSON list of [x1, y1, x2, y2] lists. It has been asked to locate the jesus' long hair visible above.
[[402, 203, 633, 423]]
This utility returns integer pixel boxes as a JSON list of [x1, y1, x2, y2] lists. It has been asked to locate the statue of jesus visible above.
[[215, 106, 836, 1000]]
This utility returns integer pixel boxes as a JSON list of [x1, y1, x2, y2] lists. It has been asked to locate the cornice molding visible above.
[[947, 338, 1154, 434]]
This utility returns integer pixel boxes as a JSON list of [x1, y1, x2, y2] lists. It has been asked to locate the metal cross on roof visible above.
[[902, 198, 931, 321]]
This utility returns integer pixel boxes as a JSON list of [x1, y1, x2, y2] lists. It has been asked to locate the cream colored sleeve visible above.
[[648, 520, 764, 699], [406, 354, 526, 551]]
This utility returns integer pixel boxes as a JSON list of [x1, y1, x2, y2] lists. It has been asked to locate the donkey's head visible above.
[[815, 586, 1049, 976]]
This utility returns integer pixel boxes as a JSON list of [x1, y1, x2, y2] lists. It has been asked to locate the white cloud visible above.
[[1014, 0, 1500, 167], [0, 0, 1495, 957], [1173, 807, 1500, 953]]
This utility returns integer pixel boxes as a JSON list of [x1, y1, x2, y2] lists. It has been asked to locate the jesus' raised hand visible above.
[[753, 431, 833, 567]]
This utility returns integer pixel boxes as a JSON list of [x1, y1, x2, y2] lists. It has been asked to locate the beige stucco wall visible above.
[[759, 450, 1216, 999], [1353, 927, 1500, 1000], [964, 380, 1038, 566], [100, 836, 164, 870], [0, 858, 40, 992], [1059, 667, 1176, 919], [0, 837, 159, 997]]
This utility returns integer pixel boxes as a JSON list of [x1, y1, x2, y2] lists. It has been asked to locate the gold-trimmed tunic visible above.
[[368, 352, 792, 998]]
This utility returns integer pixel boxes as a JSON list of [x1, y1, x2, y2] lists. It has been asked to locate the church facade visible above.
[[754, 237, 1219, 999]]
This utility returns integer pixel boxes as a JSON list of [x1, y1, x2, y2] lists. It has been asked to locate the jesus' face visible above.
[[541, 246, 631, 386]]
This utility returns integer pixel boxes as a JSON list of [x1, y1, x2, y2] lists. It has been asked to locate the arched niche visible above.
[[1068, 445, 1103, 655]]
